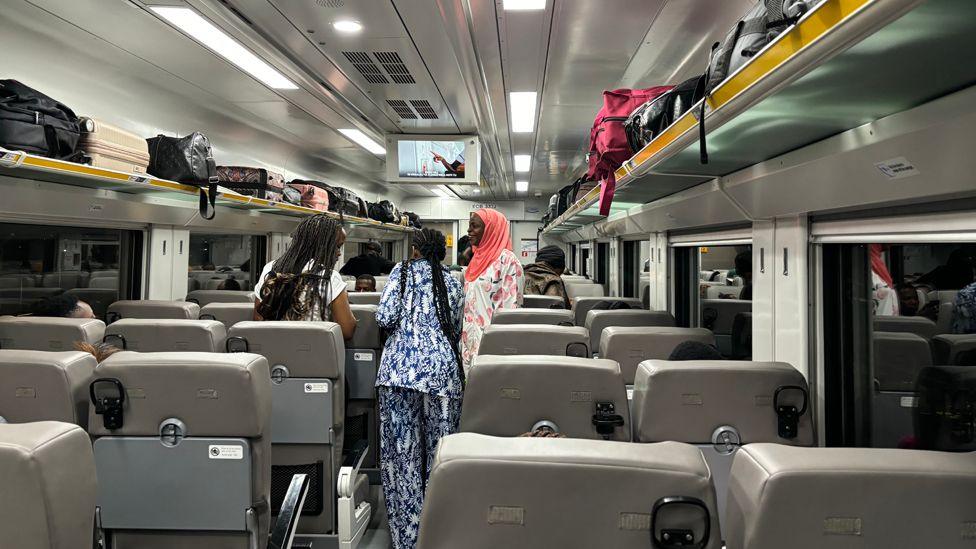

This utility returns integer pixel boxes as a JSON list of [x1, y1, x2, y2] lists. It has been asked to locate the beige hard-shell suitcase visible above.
[[77, 117, 150, 174]]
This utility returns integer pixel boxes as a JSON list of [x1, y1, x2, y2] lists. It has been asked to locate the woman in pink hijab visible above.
[[461, 208, 524, 371]]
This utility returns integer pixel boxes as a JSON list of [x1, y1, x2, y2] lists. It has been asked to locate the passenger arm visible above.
[[330, 291, 358, 340], [375, 263, 402, 329]]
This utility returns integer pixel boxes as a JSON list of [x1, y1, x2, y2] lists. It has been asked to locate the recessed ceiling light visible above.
[[472, 188, 481, 194], [333, 20, 363, 33], [514, 154, 531, 172], [337, 128, 385, 155], [150, 7, 298, 90], [509, 92, 537, 133], [515, 180, 529, 192], [503, 0, 546, 10]]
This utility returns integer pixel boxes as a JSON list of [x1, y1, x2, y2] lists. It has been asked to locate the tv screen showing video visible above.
[[397, 139, 466, 179]]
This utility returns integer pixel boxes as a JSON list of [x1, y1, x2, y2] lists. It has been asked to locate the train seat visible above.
[[347, 292, 381, 306], [187, 277, 201, 292], [64, 288, 118, 321], [491, 308, 574, 325], [573, 297, 643, 326], [599, 326, 715, 384], [927, 289, 959, 305], [90, 270, 119, 279], [374, 276, 388, 291], [185, 289, 256, 307], [0, 316, 105, 350], [932, 334, 976, 365], [566, 282, 605, 300], [107, 299, 200, 322], [41, 272, 81, 289], [520, 294, 565, 308], [417, 433, 720, 549], [872, 331, 932, 448], [914, 366, 976, 452], [936, 301, 955, 333], [104, 319, 226, 352], [460, 355, 630, 441], [872, 315, 939, 339], [478, 324, 589, 357], [89, 351, 272, 547], [0, 350, 96, 427], [346, 304, 382, 468], [700, 299, 752, 355], [0, 422, 97, 549], [200, 302, 254, 328], [0, 274, 35, 287], [724, 444, 976, 549], [584, 309, 676, 353], [704, 285, 741, 299], [89, 276, 118, 289]]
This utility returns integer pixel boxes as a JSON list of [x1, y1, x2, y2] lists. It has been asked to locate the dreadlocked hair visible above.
[[257, 214, 344, 321]]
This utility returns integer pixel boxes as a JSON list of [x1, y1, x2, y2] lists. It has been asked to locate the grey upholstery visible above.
[[0, 316, 105, 350], [932, 334, 976, 365], [0, 350, 96, 427], [928, 289, 958, 304], [873, 331, 932, 391], [566, 282, 605, 300], [725, 444, 976, 549], [104, 319, 226, 352], [491, 308, 574, 325], [348, 292, 382, 306], [600, 327, 715, 384], [0, 422, 97, 549], [478, 324, 589, 357], [700, 299, 752, 335], [199, 302, 254, 328], [936, 301, 955, 334], [585, 309, 675, 351], [227, 321, 344, 380], [573, 297, 642, 326], [873, 315, 939, 339], [348, 305, 380, 350], [460, 355, 630, 441], [185, 290, 255, 307], [521, 295, 565, 309], [704, 285, 741, 299], [107, 300, 200, 322], [89, 276, 118, 289], [418, 433, 720, 549]]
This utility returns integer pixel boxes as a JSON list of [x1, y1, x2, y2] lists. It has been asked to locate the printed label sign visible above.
[[875, 157, 920, 180], [127, 174, 149, 184], [208, 445, 244, 460], [900, 396, 919, 408], [304, 382, 329, 394], [0, 151, 22, 167], [353, 352, 374, 362]]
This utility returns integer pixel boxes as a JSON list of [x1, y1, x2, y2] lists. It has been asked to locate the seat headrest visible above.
[[0, 422, 97, 548], [725, 444, 976, 549], [347, 292, 382, 306], [185, 290, 256, 307], [599, 327, 715, 384], [461, 355, 630, 441], [227, 321, 344, 378], [566, 283, 604, 299], [0, 316, 105, 350], [872, 331, 933, 391], [574, 297, 642, 326], [700, 299, 752, 334], [88, 352, 271, 437], [633, 360, 813, 445], [478, 325, 589, 357], [104, 319, 226, 352], [584, 309, 675, 349], [491, 309, 575, 326], [199, 302, 254, 327], [914, 366, 976, 451], [107, 300, 200, 321], [520, 295, 565, 309], [932, 334, 976, 366], [348, 305, 380, 349], [0, 350, 96, 427], [872, 315, 938, 339], [419, 433, 720, 549]]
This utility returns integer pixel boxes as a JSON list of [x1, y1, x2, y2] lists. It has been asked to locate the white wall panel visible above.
[[171, 228, 189, 300], [752, 220, 776, 362], [773, 216, 810, 378], [146, 226, 173, 300]]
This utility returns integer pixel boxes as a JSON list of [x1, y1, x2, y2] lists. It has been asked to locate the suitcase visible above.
[[217, 166, 285, 202], [77, 117, 150, 174], [287, 183, 329, 211]]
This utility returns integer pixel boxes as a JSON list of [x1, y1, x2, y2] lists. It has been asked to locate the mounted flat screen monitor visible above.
[[385, 135, 480, 184]]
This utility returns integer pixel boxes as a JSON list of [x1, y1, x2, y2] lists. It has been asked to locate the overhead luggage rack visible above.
[[543, 0, 976, 234], [0, 147, 414, 232]]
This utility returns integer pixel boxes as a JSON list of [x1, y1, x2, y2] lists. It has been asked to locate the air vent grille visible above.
[[409, 100, 438, 120], [386, 100, 417, 119], [342, 51, 388, 84], [374, 51, 416, 84], [315, 0, 344, 6]]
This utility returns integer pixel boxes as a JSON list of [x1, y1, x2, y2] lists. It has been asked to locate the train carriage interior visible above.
[[1, 0, 975, 547]]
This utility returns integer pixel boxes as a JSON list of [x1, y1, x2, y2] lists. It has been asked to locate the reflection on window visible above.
[[0, 223, 122, 320], [698, 245, 752, 359], [188, 234, 256, 292]]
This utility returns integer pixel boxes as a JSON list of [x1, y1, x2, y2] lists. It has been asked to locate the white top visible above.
[[253, 260, 345, 313]]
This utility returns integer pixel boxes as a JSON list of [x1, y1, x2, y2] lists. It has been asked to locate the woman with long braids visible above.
[[252, 214, 357, 339], [375, 228, 463, 549]]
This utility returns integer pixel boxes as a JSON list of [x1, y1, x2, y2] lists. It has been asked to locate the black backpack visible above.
[[591, 300, 633, 311], [0, 79, 81, 159], [403, 211, 422, 228], [625, 75, 706, 153], [147, 133, 219, 220], [367, 200, 397, 223]]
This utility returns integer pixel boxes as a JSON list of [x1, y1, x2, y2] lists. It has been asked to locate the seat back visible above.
[[461, 355, 630, 441], [0, 316, 105, 350], [521, 295, 565, 309], [107, 300, 200, 322], [704, 285, 741, 299], [914, 365, 976, 451], [200, 302, 254, 328], [936, 301, 955, 333], [0, 422, 97, 549], [725, 444, 976, 549], [932, 334, 976, 365], [573, 297, 642, 326], [89, 276, 118, 289], [0, 350, 96, 427], [478, 325, 589, 357], [585, 309, 675, 351], [566, 283, 605, 300], [418, 434, 720, 549], [700, 299, 751, 335], [873, 315, 939, 339], [872, 331, 932, 391], [185, 290, 256, 307], [347, 292, 382, 306], [600, 327, 715, 384], [491, 308, 574, 326], [346, 304, 381, 468], [104, 319, 226, 352]]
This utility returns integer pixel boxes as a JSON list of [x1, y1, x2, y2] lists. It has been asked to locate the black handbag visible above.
[[367, 200, 397, 223], [146, 133, 219, 220], [0, 79, 81, 159]]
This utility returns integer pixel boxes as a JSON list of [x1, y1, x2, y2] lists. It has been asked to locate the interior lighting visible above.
[[337, 128, 386, 155]]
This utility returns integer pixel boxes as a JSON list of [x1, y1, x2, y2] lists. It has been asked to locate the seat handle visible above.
[[774, 385, 808, 440], [90, 378, 125, 430], [650, 496, 710, 549]]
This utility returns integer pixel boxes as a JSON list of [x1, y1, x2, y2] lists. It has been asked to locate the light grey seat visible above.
[[872, 331, 932, 448], [0, 421, 97, 549], [64, 288, 118, 321], [42, 272, 81, 289], [0, 287, 63, 300], [491, 308, 574, 326], [0, 350, 97, 428], [725, 444, 976, 549], [347, 304, 381, 467], [573, 297, 643, 326], [461, 355, 630, 441], [91, 270, 119, 279], [200, 302, 254, 328], [705, 285, 741, 299], [700, 299, 752, 355], [186, 277, 201, 292], [104, 319, 226, 352], [936, 301, 955, 333], [89, 276, 118, 289], [185, 290, 256, 307], [478, 324, 589, 357], [585, 309, 675, 352], [566, 282, 604, 300], [0, 316, 105, 350], [418, 433, 720, 549], [107, 300, 200, 322], [873, 315, 939, 339], [599, 326, 715, 384], [89, 352, 272, 548], [928, 289, 958, 304], [932, 334, 976, 365], [521, 295, 565, 309], [347, 292, 381, 306]]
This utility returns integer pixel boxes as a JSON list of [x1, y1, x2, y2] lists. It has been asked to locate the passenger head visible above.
[[896, 284, 920, 316], [518, 427, 565, 438], [217, 277, 242, 291], [355, 274, 376, 292], [364, 241, 382, 257], [535, 245, 566, 275], [668, 340, 724, 361], [735, 251, 753, 279], [256, 214, 346, 321], [73, 341, 121, 362], [202, 263, 216, 271], [465, 209, 512, 283], [29, 294, 95, 319]]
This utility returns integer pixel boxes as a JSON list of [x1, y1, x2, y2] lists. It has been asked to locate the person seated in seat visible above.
[[217, 277, 242, 291], [896, 283, 939, 321], [668, 340, 724, 361], [720, 251, 753, 300], [28, 294, 95, 319], [339, 241, 395, 277], [518, 427, 566, 438], [74, 341, 121, 362], [523, 245, 570, 309], [355, 274, 376, 293]]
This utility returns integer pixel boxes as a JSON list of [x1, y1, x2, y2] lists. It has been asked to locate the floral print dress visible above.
[[461, 248, 524, 370]]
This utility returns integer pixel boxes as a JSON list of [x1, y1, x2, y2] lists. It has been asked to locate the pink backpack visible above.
[[587, 86, 673, 183], [288, 183, 329, 211]]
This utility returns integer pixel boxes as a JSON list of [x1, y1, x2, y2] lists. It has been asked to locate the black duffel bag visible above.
[[403, 211, 422, 229], [147, 133, 219, 220], [625, 75, 706, 153], [0, 79, 81, 159], [367, 200, 397, 223]]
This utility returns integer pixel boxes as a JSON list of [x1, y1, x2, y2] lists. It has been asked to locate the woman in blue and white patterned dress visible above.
[[375, 228, 463, 549]]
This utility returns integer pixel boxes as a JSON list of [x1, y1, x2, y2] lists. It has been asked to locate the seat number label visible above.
[[354, 352, 373, 361], [304, 382, 329, 393], [208, 445, 244, 460]]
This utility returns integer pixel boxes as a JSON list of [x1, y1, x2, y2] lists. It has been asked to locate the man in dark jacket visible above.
[[340, 241, 395, 277], [523, 245, 570, 308]]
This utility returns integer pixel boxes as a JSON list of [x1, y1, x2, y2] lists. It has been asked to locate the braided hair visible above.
[[257, 214, 344, 321]]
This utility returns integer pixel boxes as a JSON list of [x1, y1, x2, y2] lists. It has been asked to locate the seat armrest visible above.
[[337, 440, 372, 549]]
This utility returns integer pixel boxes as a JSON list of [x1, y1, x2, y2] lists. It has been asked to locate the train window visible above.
[[188, 233, 263, 292], [622, 240, 638, 298], [822, 242, 976, 451], [580, 246, 590, 278], [569, 244, 577, 274], [595, 242, 609, 291], [0, 223, 133, 320]]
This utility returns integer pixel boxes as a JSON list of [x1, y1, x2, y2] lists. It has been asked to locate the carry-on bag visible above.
[[403, 211, 422, 229], [586, 86, 672, 183], [625, 75, 706, 153], [573, 176, 599, 203], [293, 179, 360, 217], [367, 200, 397, 223], [287, 183, 329, 211], [217, 166, 285, 202], [0, 79, 81, 159], [146, 132, 219, 219], [77, 117, 150, 174]]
